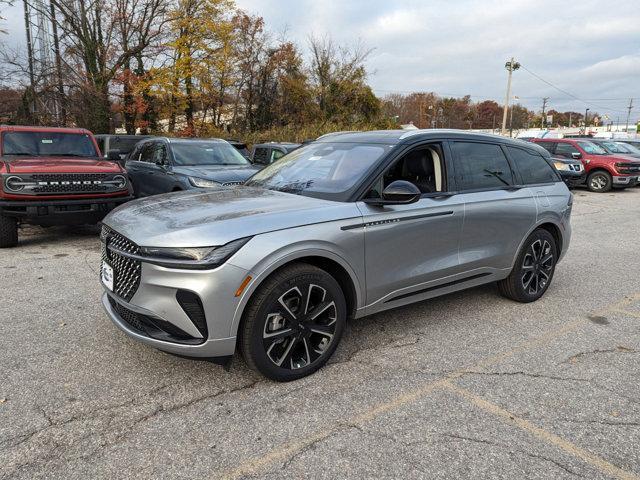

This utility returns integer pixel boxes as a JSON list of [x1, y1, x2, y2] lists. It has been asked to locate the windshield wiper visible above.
[[4, 152, 36, 156]]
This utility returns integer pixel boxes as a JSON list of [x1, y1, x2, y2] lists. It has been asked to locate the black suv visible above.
[[250, 142, 301, 166]]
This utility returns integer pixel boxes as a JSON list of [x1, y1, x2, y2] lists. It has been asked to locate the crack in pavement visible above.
[[0, 379, 265, 478], [441, 433, 587, 478], [564, 346, 636, 364]]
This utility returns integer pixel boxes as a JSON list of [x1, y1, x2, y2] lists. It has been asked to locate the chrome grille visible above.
[[222, 181, 244, 186], [101, 226, 141, 301]]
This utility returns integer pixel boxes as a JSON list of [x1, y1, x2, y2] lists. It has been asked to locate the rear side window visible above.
[[537, 142, 556, 154], [507, 147, 559, 185], [451, 142, 513, 190]]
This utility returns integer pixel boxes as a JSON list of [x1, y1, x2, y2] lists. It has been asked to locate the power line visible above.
[[519, 64, 632, 115]]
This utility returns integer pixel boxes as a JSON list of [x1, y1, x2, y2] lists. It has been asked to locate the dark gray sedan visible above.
[[125, 138, 260, 197]]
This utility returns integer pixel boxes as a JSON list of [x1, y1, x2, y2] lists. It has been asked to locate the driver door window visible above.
[[151, 144, 168, 166], [368, 144, 446, 198], [555, 143, 580, 159]]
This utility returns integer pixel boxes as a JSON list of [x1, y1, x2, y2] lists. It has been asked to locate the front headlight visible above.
[[553, 161, 571, 171], [189, 176, 220, 188], [139, 237, 251, 270]]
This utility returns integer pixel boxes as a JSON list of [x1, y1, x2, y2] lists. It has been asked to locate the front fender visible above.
[[227, 237, 365, 338]]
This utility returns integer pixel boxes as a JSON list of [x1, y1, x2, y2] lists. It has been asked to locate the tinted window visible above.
[[96, 137, 105, 154], [507, 147, 558, 185], [140, 143, 155, 163], [537, 142, 556, 154], [555, 143, 580, 158], [253, 148, 270, 165], [2, 132, 97, 157], [451, 142, 513, 190], [112, 137, 145, 154]]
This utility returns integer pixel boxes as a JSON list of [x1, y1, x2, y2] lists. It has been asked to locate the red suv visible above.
[[532, 138, 640, 192], [0, 126, 133, 247]]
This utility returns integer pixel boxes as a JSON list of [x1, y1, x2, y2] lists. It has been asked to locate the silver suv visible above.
[[100, 130, 572, 381]]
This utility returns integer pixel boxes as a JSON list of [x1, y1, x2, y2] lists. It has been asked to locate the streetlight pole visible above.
[[501, 58, 520, 136], [584, 108, 590, 132]]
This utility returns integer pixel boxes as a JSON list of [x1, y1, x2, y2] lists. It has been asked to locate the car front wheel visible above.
[[587, 171, 612, 193], [498, 229, 557, 303], [240, 263, 346, 381]]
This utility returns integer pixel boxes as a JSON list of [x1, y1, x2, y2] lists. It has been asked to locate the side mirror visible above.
[[107, 149, 122, 161], [571, 152, 582, 160], [363, 180, 421, 206]]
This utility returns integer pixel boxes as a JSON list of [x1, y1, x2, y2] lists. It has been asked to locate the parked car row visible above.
[[531, 138, 640, 192]]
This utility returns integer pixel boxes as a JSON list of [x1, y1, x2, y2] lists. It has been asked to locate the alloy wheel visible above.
[[520, 239, 554, 295], [589, 174, 608, 191], [263, 284, 338, 370]]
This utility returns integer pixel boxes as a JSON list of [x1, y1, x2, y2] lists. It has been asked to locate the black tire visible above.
[[240, 263, 346, 382], [586, 170, 612, 193], [0, 215, 18, 248], [498, 229, 557, 303]]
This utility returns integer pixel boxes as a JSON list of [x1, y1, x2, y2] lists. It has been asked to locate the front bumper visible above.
[[612, 175, 640, 187], [0, 195, 132, 225], [559, 172, 586, 187], [101, 259, 250, 358]]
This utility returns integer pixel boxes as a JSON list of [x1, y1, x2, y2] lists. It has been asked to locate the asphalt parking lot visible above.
[[1, 187, 639, 479]]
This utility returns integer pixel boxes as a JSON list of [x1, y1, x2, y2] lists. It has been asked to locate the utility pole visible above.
[[625, 99, 634, 133], [541, 97, 549, 129], [49, 1, 66, 124], [22, 0, 36, 112], [501, 58, 520, 136]]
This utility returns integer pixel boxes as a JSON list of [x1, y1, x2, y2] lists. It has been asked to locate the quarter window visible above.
[[507, 147, 558, 185], [451, 142, 513, 190]]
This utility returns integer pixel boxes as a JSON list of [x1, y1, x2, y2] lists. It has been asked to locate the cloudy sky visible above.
[[2, 0, 639, 121]]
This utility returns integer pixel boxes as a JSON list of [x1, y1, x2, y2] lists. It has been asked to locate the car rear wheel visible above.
[[0, 215, 18, 248], [586, 171, 612, 193], [498, 229, 557, 303], [240, 263, 346, 381]]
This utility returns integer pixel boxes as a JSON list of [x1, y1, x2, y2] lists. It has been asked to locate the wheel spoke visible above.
[[278, 287, 303, 321], [275, 337, 297, 367], [308, 323, 334, 337], [540, 253, 553, 266], [304, 284, 326, 315], [263, 328, 294, 341], [309, 301, 336, 321]]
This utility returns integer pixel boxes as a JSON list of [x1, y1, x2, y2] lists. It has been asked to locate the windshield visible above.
[[172, 141, 250, 166], [577, 141, 607, 155], [599, 141, 628, 154], [245, 142, 390, 199], [618, 142, 640, 154], [2, 131, 98, 157]]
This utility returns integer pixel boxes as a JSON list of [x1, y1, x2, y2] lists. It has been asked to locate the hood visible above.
[[3, 157, 122, 174], [104, 186, 360, 247], [172, 164, 261, 183]]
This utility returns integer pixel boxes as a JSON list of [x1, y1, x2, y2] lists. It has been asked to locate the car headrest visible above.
[[404, 151, 434, 177]]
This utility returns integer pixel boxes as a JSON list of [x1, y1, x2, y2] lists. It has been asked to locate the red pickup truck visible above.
[[0, 125, 133, 247], [532, 138, 640, 192]]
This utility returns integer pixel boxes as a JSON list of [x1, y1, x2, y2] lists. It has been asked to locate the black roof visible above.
[[315, 129, 539, 149]]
